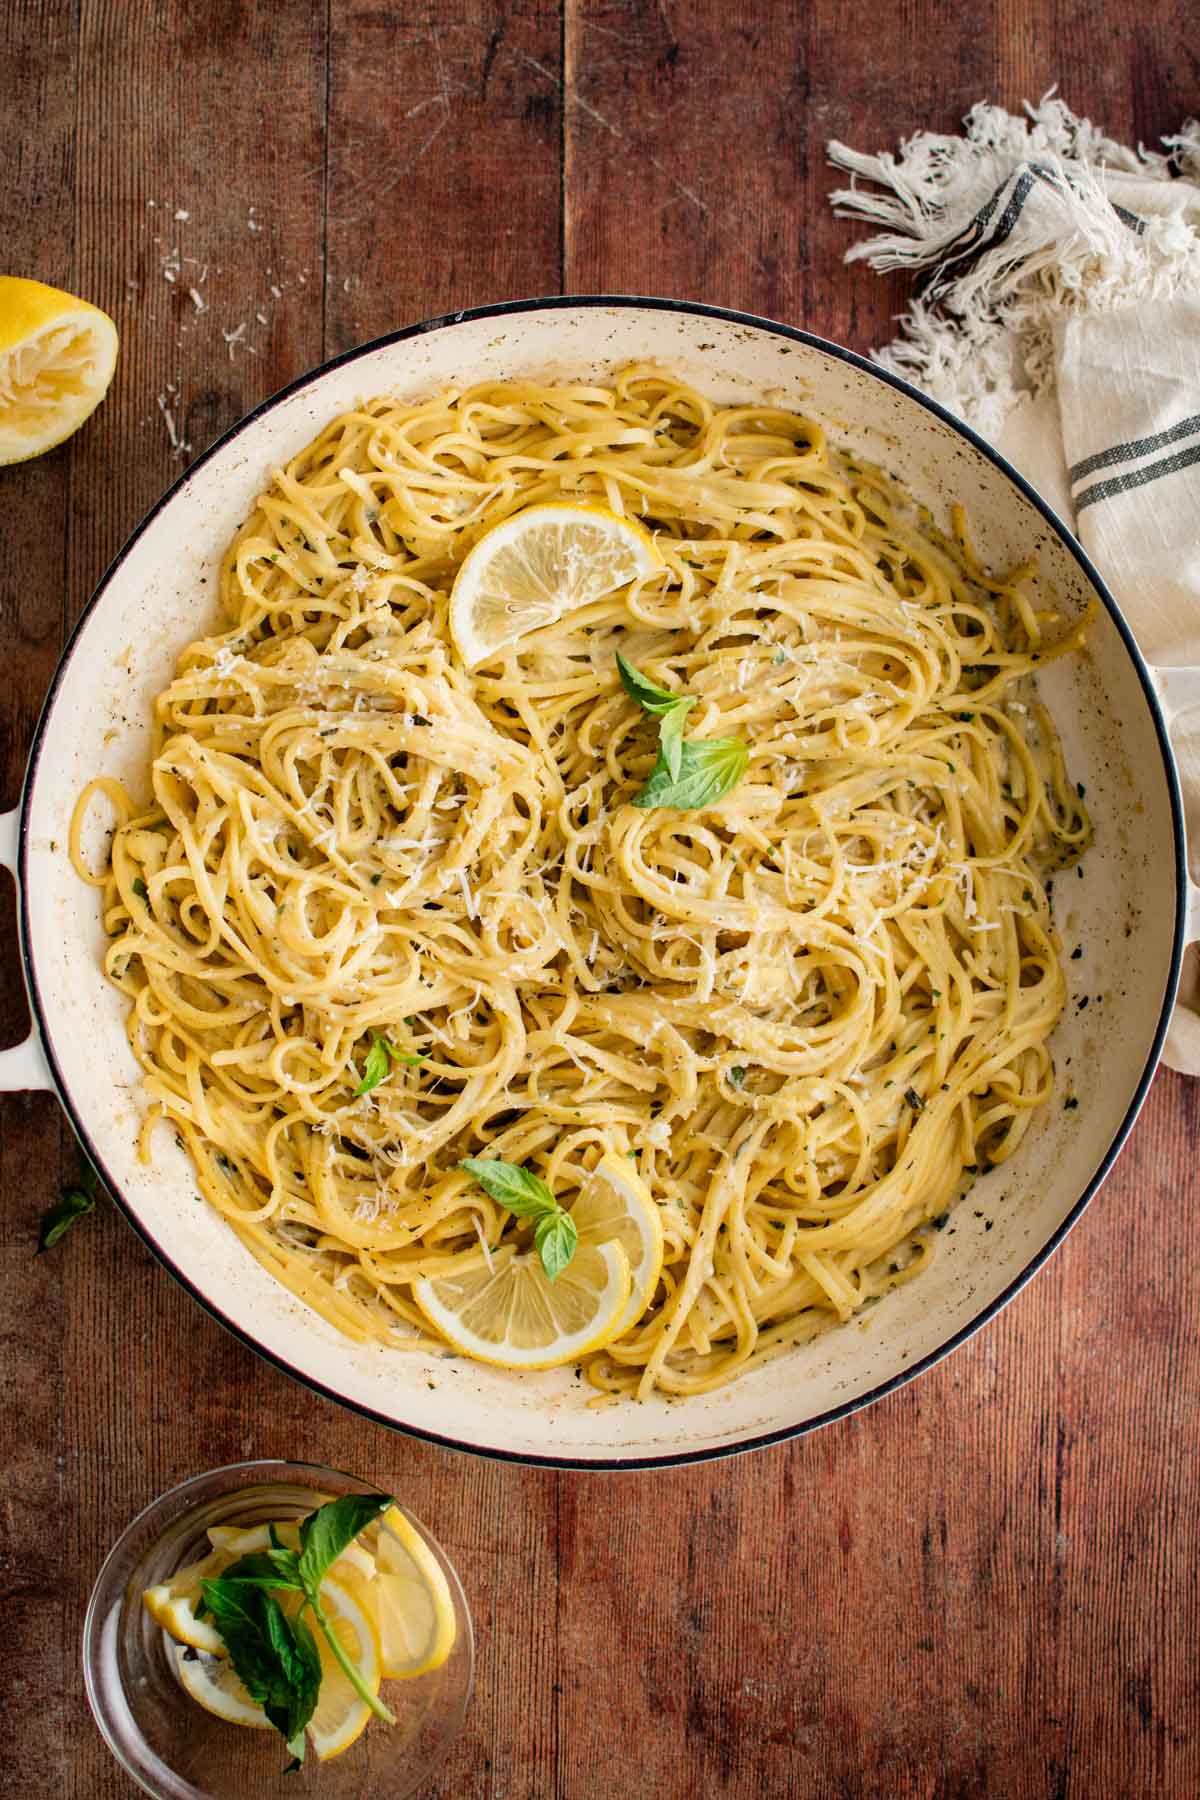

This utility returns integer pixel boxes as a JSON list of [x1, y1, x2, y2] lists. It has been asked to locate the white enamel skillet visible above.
[[3, 298, 1196, 1468]]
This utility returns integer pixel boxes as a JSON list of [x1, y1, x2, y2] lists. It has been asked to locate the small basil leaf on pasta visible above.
[[616, 650, 688, 715], [657, 700, 691, 782], [632, 737, 748, 811], [352, 1034, 391, 1096], [534, 1210, 578, 1283], [460, 1158, 557, 1217], [461, 1158, 578, 1278], [353, 1032, 426, 1095]]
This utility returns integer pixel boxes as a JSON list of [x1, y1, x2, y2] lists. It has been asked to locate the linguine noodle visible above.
[[72, 367, 1090, 1400]]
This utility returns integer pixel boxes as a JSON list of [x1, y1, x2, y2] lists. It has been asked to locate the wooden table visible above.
[[3, 4, 1197, 1795]]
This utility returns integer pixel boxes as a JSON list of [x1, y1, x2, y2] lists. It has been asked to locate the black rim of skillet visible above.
[[16, 294, 1187, 1472]]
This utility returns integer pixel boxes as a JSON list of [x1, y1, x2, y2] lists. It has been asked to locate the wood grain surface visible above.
[[1, 3, 1197, 1795]]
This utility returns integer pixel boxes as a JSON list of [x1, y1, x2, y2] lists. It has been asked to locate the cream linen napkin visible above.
[[827, 97, 1200, 1072]]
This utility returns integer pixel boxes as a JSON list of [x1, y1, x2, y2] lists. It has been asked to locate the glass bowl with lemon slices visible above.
[[82, 1460, 473, 1798]]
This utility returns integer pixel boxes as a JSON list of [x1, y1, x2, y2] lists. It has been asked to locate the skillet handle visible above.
[[0, 805, 54, 1093], [1152, 667, 1200, 948]]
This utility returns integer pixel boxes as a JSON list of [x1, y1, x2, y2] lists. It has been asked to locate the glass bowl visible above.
[[82, 1460, 474, 1798]]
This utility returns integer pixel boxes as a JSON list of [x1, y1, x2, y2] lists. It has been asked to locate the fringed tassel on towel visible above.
[[827, 96, 1200, 434], [828, 95, 1200, 1076]]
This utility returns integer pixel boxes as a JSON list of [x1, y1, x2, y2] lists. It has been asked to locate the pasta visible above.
[[72, 367, 1091, 1400]]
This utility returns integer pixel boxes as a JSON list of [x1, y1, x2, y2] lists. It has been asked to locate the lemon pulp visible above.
[[0, 275, 118, 463]]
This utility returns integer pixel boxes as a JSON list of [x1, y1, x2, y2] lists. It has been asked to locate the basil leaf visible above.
[[616, 650, 687, 715], [354, 1032, 427, 1094], [297, 1493, 392, 1594], [198, 1582, 278, 1699], [657, 701, 691, 782], [460, 1157, 557, 1218], [200, 1580, 321, 1755], [632, 736, 749, 811], [213, 1549, 304, 1591], [534, 1209, 578, 1281], [37, 1187, 95, 1253], [352, 1034, 390, 1096], [264, 1603, 322, 1747], [131, 876, 148, 899]]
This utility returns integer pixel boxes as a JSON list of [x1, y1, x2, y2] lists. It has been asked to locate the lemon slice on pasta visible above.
[[572, 1151, 664, 1339], [0, 276, 118, 464], [449, 501, 662, 667], [413, 1238, 631, 1369]]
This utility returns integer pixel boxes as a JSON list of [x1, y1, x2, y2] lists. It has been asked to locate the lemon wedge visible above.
[[143, 1547, 232, 1655], [413, 1238, 631, 1369], [449, 501, 662, 667], [205, 1521, 286, 1554], [372, 1507, 457, 1679], [0, 276, 118, 464], [173, 1644, 273, 1729], [573, 1151, 664, 1339]]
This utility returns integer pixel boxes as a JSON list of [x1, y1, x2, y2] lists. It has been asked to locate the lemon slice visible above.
[[205, 1519, 375, 1584], [143, 1547, 232, 1655], [449, 501, 662, 667], [306, 1571, 383, 1762], [372, 1506, 457, 1679], [413, 1238, 631, 1369], [173, 1644, 272, 1729], [573, 1151, 665, 1338], [0, 276, 118, 464]]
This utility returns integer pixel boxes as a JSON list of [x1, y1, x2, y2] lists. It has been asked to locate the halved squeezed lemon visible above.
[[0, 276, 118, 464], [449, 501, 662, 667]]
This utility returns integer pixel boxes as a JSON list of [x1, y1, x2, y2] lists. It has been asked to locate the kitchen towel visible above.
[[828, 96, 1200, 1072]]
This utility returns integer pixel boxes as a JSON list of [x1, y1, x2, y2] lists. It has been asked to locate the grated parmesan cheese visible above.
[[473, 1215, 496, 1273]]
